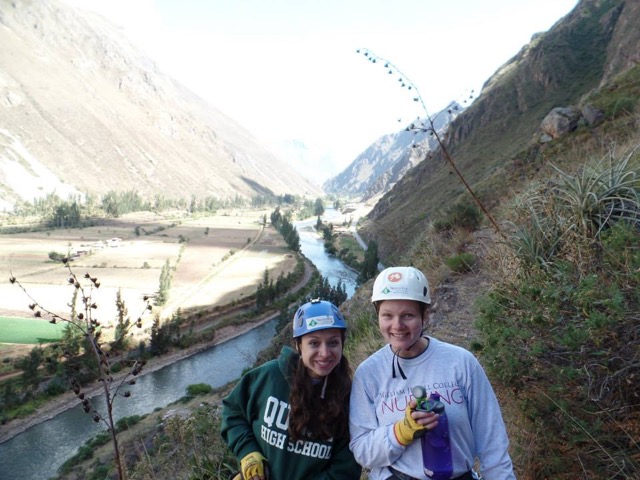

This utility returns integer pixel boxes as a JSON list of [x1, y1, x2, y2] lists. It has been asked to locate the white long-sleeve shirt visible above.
[[349, 337, 515, 480]]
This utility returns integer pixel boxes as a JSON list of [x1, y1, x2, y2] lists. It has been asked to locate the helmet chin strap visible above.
[[391, 336, 427, 379], [392, 346, 407, 379], [320, 375, 328, 399], [306, 357, 330, 398]]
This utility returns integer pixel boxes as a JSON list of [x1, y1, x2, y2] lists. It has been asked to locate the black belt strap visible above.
[[388, 466, 474, 480]]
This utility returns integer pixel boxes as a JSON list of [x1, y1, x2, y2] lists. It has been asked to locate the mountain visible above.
[[358, 0, 640, 260], [0, 0, 320, 211], [322, 107, 458, 200]]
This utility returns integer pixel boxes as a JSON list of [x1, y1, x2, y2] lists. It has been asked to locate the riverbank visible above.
[[0, 314, 277, 445]]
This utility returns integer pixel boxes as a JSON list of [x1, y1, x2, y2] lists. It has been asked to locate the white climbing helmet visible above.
[[371, 266, 431, 305]]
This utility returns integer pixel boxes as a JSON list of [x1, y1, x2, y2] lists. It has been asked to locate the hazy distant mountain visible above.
[[276, 138, 338, 186], [0, 0, 320, 211], [322, 107, 459, 200]]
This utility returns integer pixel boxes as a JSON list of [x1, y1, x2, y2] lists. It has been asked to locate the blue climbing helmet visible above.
[[292, 299, 347, 338]]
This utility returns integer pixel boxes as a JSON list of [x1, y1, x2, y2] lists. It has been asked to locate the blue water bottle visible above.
[[412, 386, 453, 480]]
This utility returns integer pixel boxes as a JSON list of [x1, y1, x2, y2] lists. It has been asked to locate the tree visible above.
[[101, 191, 121, 217], [270, 207, 300, 251], [314, 198, 325, 216], [256, 268, 275, 310], [359, 240, 379, 284], [156, 259, 172, 305], [49, 200, 82, 228], [309, 276, 347, 307], [149, 315, 165, 355], [113, 289, 131, 352], [15, 347, 43, 391]]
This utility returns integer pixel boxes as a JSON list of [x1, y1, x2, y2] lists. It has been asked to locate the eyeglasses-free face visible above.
[[378, 299, 426, 358], [298, 328, 344, 378]]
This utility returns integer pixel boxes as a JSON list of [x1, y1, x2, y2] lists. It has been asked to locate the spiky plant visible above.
[[10, 260, 152, 480], [511, 146, 640, 270]]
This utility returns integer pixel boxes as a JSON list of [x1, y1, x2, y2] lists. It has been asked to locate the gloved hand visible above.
[[240, 451, 267, 479], [394, 404, 427, 446]]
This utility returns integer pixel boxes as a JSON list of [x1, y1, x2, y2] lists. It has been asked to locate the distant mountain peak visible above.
[[323, 105, 460, 199]]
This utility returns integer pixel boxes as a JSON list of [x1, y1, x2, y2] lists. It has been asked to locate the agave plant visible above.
[[512, 146, 640, 268], [550, 146, 640, 239]]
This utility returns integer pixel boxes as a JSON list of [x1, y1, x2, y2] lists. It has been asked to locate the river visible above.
[[294, 209, 359, 298], [0, 209, 359, 480]]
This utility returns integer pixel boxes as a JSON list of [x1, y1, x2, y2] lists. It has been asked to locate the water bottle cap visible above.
[[412, 385, 427, 399]]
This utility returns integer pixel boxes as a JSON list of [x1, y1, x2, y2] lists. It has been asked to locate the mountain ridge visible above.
[[323, 106, 459, 200], [358, 0, 640, 261], [0, 0, 320, 211]]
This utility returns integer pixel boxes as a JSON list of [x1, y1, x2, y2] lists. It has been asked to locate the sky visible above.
[[63, 0, 579, 185]]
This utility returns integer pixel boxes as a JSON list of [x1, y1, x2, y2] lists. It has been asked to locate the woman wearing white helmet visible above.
[[221, 299, 362, 480], [349, 267, 515, 480]]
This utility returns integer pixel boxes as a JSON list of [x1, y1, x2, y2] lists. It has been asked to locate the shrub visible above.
[[48, 251, 66, 262], [445, 252, 476, 273], [448, 201, 482, 230], [115, 415, 143, 432], [45, 378, 67, 396], [186, 383, 213, 397], [609, 95, 636, 117], [88, 464, 111, 480]]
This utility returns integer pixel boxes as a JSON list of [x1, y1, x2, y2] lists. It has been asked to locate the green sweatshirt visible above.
[[221, 346, 362, 480]]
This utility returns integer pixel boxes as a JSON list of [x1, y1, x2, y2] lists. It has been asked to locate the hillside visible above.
[[323, 106, 458, 200], [358, 0, 640, 261], [0, 0, 320, 211], [348, 0, 640, 478]]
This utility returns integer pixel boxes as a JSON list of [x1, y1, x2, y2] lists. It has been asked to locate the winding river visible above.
[[0, 209, 359, 480]]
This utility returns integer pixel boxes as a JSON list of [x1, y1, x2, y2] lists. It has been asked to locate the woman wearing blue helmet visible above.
[[221, 299, 362, 480]]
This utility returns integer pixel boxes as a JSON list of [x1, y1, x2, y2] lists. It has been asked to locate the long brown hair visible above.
[[288, 334, 352, 441]]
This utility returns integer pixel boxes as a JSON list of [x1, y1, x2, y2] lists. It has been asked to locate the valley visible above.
[[0, 209, 296, 359]]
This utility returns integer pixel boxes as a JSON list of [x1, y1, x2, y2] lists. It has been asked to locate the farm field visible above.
[[0, 209, 296, 351], [0, 316, 66, 344]]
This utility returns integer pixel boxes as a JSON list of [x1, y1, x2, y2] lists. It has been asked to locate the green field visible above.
[[0, 316, 66, 344]]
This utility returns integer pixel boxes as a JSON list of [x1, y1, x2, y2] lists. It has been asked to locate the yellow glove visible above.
[[394, 405, 426, 446], [240, 451, 267, 479]]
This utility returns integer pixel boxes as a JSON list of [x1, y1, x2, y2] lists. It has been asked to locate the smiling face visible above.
[[377, 299, 427, 358], [298, 328, 344, 379]]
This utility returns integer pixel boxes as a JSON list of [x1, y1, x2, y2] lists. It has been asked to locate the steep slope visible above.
[[323, 108, 458, 200], [359, 0, 640, 260], [0, 0, 320, 211]]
